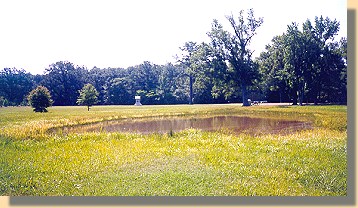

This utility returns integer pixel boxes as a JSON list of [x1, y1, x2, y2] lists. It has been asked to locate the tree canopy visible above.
[[257, 16, 346, 105], [77, 83, 99, 111], [27, 86, 53, 112], [0, 12, 346, 107]]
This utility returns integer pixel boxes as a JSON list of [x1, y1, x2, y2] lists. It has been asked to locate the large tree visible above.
[[43, 61, 87, 106], [0, 68, 33, 105], [178, 41, 197, 104], [282, 22, 308, 105], [258, 16, 345, 105], [283, 17, 343, 105], [310, 16, 345, 104], [207, 9, 263, 106], [257, 35, 290, 103], [156, 63, 181, 104], [104, 78, 131, 105], [88, 66, 125, 104], [177, 42, 211, 104]]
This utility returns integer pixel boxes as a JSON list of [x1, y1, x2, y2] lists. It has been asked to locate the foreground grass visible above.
[[0, 104, 347, 196]]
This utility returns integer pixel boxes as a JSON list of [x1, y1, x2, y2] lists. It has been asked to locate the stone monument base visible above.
[[134, 100, 142, 106], [134, 96, 142, 106]]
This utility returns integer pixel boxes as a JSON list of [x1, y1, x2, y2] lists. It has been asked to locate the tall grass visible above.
[[0, 104, 347, 195]]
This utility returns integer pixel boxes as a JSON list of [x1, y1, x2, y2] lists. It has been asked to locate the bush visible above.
[[28, 86, 53, 112]]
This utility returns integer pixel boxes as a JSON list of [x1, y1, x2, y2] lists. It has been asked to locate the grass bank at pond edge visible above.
[[0, 104, 347, 195]]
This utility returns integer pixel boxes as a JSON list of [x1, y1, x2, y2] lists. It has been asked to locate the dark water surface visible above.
[[55, 116, 312, 135]]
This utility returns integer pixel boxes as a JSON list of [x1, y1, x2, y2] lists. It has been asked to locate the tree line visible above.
[[0, 10, 347, 108]]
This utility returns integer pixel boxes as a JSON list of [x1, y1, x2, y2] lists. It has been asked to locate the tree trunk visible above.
[[314, 92, 318, 105], [298, 90, 303, 106], [189, 75, 194, 105], [87, 105, 90, 111], [242, 84, 250, 106], [291, 88, 298, 105], [292, 98, 298, 105], [298, 82, 304, 106]]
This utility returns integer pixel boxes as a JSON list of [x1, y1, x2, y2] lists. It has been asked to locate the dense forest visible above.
[[0, 10, 347, 107]]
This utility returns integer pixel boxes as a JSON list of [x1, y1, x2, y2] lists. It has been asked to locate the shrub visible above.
[[28, 86, 53, 112]]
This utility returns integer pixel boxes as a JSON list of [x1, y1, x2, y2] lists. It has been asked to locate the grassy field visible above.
[[0, 104, 347, 196]]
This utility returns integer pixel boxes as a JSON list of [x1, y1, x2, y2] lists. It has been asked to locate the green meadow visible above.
[[0, 104, 347, 196]]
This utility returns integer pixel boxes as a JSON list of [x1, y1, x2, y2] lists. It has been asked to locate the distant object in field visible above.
[[134, 96, 142, 106], [248, 99, 268, 106]]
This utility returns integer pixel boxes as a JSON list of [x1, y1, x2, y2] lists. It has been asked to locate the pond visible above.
[[53, 116, 312, 135]]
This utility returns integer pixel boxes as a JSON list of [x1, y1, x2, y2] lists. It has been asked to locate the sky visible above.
[[0, 0, 347, 75]]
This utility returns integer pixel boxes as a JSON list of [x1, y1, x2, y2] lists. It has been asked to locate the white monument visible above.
[[134, 96, 142, 106]]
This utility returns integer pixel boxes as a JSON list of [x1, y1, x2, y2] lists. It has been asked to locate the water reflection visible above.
[[56, 116, 312, 135]]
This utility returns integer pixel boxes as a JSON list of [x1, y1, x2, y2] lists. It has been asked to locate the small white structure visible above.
[[134, 96, 142, 106]]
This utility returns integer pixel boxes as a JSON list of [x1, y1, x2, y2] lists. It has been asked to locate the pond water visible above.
[[54, 116, 312, 135]]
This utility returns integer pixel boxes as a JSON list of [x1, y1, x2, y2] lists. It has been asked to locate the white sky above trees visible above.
[[0, 0, 347, 74]]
